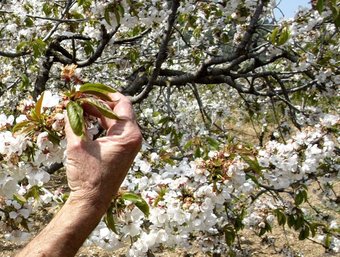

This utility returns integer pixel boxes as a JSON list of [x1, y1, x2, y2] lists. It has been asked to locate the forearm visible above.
[[16, 194, 108, 257], [16, 93, 141, 257]]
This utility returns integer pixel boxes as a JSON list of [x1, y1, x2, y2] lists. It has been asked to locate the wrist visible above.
[[17, 190, 109, 257], [68, 189, 112, 216]]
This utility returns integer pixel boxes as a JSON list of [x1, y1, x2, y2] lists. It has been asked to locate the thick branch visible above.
[[198, 1, 265, 75], [33, 53, 54, 99], [208, 49, 266, 76], [45, 163, 64, 174], [235, 1, 264, 55], [33, 26, 119, 98], [0, 50, 30, 58], [131, 0, 180, 103]]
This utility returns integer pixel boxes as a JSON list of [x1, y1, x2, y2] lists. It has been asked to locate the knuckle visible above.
[[66, 141, 83, 153], [123, 125, 142, 150], [132, 130, 143, 148], [127, 129, 142, 148]]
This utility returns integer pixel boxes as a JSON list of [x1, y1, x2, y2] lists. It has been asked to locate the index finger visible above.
[[99, 92, 136, 130], [108, 92, 135, 119]]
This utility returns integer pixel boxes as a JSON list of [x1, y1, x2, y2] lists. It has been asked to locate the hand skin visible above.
[[16, 93, 142, 257]]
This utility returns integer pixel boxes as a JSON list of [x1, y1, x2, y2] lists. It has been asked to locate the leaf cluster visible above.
[[13, 83, 119, 139], [65, 83, 119, 137], [105, 192, 150, 234]]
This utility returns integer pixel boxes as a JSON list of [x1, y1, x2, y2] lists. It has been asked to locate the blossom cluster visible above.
[[86, 111, 339, 255], [0, 92, 66, 235], [0, 82, 338, 255]]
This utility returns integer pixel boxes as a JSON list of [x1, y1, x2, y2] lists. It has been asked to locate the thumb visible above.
[[64, 111, 84, 147]]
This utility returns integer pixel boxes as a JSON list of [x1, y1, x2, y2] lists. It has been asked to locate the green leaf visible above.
[[299, 226, 310, 240], [113, 9, 121, 24], [20, 124, 37, 136], [275, 209, 286, 226], [153, 187, 167, 207], [17, 41, 28, 52], [316, 0, 324, 14], [25, 185, 41, 200], [80, 97, 120, 120], [70, 11, 84, 19], [325, 233, 331, 248], [206, 137, 219, 150], [309, 223, 323, 237], [31, 38, 47, 58], [114, 2, 124, 24], [259, 227, 266, 236], [183, 140, 193, 150], [158, 116, 172, 125], [79, 83, 116, 94], [121, 192, 150, 217], [35, 92, 45, 118], [294, 214, 304, 230], [270, 27, 279, 45], [82, 90, 113, 101], [295, 190, 307, 205], [43, 3, 52, 16], [78, 83, 116, 101], [330, 5, 340, 28], [30, 109, 40, 121], [287, 214, 295, 228], [277, 27, 290, 46], [20, 219, 30, 231], [241, 155, 262, 175], [104, 205, 118, 234], [259, 221, 272, 236], [194, 147, 202, 158], [47, 130, 61, 145], [77, 0, 92, 9], [245, 173, 259, 185], [224, 227, 235, 246], [20, 74, 30, 90], [24, 17, 34, 27], [117, 2, 125, 17], [104, 6, 112, 25], [13, 194, 27, 205], [83, 41, 94, 55], [66, 101, 85, 136], [127, 48, 140, 63], [12, 120, 31, 134]]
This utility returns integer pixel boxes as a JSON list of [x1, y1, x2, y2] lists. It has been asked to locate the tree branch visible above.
[[0, 50, 30, 58], [77, 25, 120, 67], [43, 0, 72, 42], [235, 1, 265, 55], [33, 25, 119, 98], [114, 28, 151, 45], [131, 0, 180, 103]]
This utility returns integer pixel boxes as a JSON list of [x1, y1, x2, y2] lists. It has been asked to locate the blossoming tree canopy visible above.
[[0, 0, 339, 256]]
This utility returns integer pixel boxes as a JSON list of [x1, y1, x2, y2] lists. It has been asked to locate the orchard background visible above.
[[0, 0, 339, 256]]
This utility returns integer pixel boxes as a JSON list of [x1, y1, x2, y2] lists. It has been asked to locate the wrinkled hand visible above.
[[64, 93, 142, 208]]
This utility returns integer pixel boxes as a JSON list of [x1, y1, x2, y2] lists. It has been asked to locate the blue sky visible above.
[[275, 0, 311, 18]]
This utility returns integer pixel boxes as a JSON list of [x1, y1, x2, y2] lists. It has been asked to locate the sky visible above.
[[275, 0, 311, 18]]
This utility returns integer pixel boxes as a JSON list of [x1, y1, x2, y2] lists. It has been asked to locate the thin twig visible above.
[[114, 28, 151, 44]]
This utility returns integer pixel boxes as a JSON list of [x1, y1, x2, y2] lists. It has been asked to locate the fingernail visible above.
[[110, 96, 121, 102]]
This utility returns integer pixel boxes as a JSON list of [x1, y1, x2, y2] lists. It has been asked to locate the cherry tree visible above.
[[0, 0, 339, 256]]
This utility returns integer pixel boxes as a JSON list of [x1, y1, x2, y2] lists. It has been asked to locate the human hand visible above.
[[64, 92, 142, 210], [17, 93, 142, 257]]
